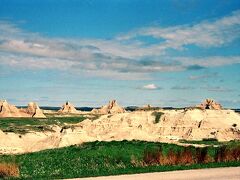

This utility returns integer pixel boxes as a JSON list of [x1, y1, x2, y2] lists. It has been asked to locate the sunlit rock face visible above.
[[0, 100, 46, 118], [25, 102, 46, 118], [196, 99, 222, 110], [91, 100, 126, 114], [58, 101, 79, 114], [0, 100, 22, 117]]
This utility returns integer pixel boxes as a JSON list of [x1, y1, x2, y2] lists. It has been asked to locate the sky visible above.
[[0, 0, 240, 108]]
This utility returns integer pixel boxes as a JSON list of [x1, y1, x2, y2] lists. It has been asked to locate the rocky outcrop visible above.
[[0, 108, 240, 154], [159, 108, 240, 141], [0, 100, 46, 118], [196, 99, 222, 110], [24, 102, 46, 118], [91, 100, 126, 114], [0, 100, 24, 117], [58, 101, 78, 114]]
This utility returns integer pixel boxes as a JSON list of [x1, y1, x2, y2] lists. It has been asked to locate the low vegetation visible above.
[[152, 112, 164, 123], [0, 116, 86, 134], [0, 140, 239, 179]]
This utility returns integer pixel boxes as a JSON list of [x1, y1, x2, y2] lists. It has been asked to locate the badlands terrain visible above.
[[0, 99, 240, 154]]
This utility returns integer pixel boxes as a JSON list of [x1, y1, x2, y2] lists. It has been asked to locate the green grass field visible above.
[[0, 116, 86, 134], [0, 140, 239, 179]]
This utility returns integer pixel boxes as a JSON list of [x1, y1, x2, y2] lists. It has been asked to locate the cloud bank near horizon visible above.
[[0, 10, 240, 80]]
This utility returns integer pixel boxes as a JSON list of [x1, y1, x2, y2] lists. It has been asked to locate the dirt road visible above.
[[75, 167, 240, 180]]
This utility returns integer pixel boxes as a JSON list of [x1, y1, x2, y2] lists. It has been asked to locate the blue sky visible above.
[[0, 0, 240, 108]]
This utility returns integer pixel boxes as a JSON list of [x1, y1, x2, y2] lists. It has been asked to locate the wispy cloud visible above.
[[171, 86, 195, 90], [0, 10, 240, 79], [202, 86, 235, 92], [189, 72, 219, 80], [117, 10, 240, 48]]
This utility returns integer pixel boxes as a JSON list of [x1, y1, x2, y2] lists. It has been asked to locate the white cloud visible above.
[[118, 10, 240, 48], [0, 11, 239, 80], [142, 84, 158, 90]]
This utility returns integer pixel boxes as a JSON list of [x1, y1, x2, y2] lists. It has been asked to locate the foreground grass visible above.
[[0, 140, 239, 179], [0, 116, 86, 134]]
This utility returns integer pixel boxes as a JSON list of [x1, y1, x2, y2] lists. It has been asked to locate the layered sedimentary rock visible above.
[[159, 109, 239, 141], [196, 99, 222, 110], [58, 102, 78, 114], [91, 100, 126, 114]]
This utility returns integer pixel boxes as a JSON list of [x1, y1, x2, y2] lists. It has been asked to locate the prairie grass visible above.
[[0, 140, 239, 179]]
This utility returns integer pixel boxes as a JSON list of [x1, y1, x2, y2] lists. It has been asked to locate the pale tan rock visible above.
[[1, 108, 240, 154], [25, 102, 46, 118], [196, 99, 222, 110], [0, 100, 46, 118], [58, 101, 79, 114], [144, 104, 152, 108], [160, 109, 240, 141], [91, 100, 125, 114], [0, 100, 27, 117]]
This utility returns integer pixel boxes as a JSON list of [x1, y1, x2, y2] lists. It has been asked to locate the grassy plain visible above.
[[0, 140, 239, 179], [0, 116, 86, 134]]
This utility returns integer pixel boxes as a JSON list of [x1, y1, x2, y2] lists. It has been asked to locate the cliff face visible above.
[[159, 109, 240, 141]]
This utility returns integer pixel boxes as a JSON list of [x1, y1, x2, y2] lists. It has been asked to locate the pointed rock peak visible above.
[[0, 100, 46, 118], [108, 100, 118, 108], [92, 100, 125, 114], [26, 102, 46, 118], [0, 100, 21, 117], [197, 99, 222, 110], [58, 101, 78, 114]]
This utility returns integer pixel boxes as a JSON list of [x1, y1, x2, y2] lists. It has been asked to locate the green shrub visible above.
[[152, 112, 164, 123]]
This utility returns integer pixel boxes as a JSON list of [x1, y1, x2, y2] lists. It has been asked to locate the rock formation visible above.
[[159, 108, 239, 141], [24, 102, 46, 118], [91, 100, 126, 114], [0, 100, 22, 117], [0, 100, 46, 118], [1, 108, 240, 154], [196, 99, 222, 110], [58, 101, 78, 114]]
